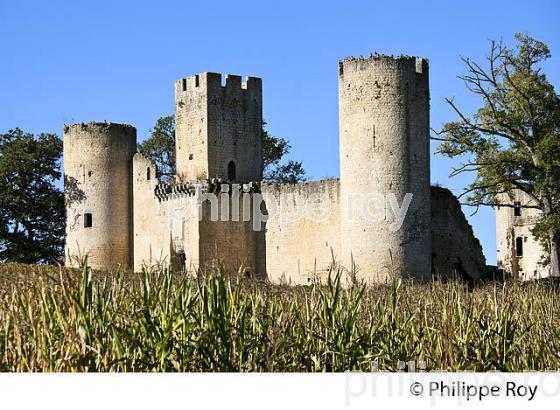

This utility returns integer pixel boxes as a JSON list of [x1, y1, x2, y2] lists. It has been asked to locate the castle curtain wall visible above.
[[262, 179, 341, 284]]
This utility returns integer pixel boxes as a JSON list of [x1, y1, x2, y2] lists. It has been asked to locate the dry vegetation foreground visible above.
[[1, 263, 560, 372]]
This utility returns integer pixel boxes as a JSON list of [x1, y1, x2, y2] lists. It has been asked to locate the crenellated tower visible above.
[[174, 72, 263, 182]]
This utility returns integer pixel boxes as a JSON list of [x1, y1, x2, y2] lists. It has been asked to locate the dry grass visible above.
[[1, 262, 560, 371]]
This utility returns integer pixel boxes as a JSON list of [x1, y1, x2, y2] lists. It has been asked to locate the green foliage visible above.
[[261, 122, 306, 183], [265, 160, 306, 184], [1, 262, 560, 371], [261, 125, 290, 170], [437, 33, 560, 273], [137, 115, 176, 183], [0, 129, 64, 263]]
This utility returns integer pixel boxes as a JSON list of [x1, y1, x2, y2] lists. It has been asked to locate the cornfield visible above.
[[1, 262, 559, 372]]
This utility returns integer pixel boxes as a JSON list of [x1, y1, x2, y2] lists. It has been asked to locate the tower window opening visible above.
[[228, 161, 236, 181], [514, 201, 521, 216], [84, 213, 93, 228], [147, 167, 151, 180], [515, 236, 523, 257], [182, 79, 187, 91], [195, 75, 200, 87]]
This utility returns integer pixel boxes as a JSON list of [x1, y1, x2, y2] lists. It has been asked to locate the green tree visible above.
[[261, 122, 306, 183], [0, 129, 65, 263], [264, 160, 306, 184], [137, 115, 176, 183], [140, 116, 306, 183], [435, 33, 560, 276]]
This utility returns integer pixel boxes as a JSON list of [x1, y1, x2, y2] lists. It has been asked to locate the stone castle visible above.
[[64, 55, 488, 284], [496, 191, 551, 280]]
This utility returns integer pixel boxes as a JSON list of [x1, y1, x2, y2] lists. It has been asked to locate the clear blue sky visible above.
[[1, 0, 559, 264]]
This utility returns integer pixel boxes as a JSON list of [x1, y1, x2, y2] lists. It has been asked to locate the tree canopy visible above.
[[137, 115, 176, 183], [436, 33, 560, 276], [0, 129, 65, 263], [261, 122, 306, 183]]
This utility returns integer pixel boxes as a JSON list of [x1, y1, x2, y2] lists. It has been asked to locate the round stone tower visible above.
[[64, 122, 136, 270], [338, 55, 431, 282]]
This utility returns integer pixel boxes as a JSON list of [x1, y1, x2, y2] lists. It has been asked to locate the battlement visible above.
[[174, 70, 263, 182], [155, 179, 261, 202], [63, 121, 136, 135], [174, 72, 262, 95], [338, 54, 428, 77], [63, 121, 137, 154]]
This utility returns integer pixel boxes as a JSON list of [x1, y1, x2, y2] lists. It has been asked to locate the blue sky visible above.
[[1, 0, 559, 264]]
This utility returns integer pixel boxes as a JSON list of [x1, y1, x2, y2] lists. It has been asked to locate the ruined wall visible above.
[[163, 193, 201, 273], [262, 179, 341, 285], [64, 122, 136, 270], [134, 177, 203, 273], [175, 72, 263, 182], [134, 179, 261, 275], [132, 154, 174, 271], [431, 187, 486, 280], [338, 56, 431, 282], [496, 190, 549, 280], [198, 189, 262, 276]]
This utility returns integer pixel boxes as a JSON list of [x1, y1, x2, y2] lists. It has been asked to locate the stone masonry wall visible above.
[[262, 179, 341, 284], [198, 192, 262, 276], [431, 186, 486, 280], [135, 178, 261, 275], [64, 122, 136, 270], [175, 74, 208, 181], [206, 74, 263, 182], [496, 190, 550, 280], [132, 154, 174, 271], [338, 56, 431, 282], [175, 73, 263, 182]]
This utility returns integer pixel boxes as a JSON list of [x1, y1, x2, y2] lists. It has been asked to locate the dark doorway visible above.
[[228, 161, 236, 181], [516, 236, 524, 257]]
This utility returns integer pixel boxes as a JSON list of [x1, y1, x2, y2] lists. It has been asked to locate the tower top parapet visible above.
[[63, 121, 136, 135], [174, 72, 262, 95], [338, 54, 428, 76]]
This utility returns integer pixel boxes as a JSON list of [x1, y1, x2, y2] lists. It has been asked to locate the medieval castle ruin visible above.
[[64, 55, 490, 284], [496, 191, 550, 280]]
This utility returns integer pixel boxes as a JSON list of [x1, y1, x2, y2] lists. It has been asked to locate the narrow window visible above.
[[515, 236, 523, 257], [147, 167, 151, 181], [227, 161, 236, 181], [514, 201, 521, 216], [195, 74, 200, 87], [84, 213, 93, 228], [182, 78, 187, 91]]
